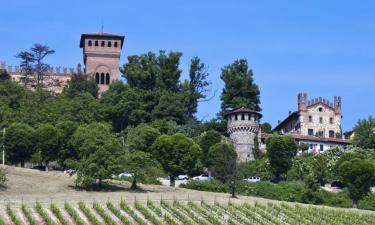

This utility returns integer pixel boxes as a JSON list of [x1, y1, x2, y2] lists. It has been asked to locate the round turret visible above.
[[225, 107, 262, 161]]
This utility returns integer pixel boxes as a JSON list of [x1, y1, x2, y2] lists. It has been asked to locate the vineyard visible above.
[[0, 198, 374, 225]]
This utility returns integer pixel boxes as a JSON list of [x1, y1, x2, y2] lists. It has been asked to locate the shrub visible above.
[[180, 180, 228, 193]]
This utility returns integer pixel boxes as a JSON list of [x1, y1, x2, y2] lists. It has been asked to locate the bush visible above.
[[180, 180, 228, 193]]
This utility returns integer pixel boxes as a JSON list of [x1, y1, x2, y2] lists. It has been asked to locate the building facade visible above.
[[79, 33, 125, 93], [226, 107, 262, 161], [273, 93, 351, 152]]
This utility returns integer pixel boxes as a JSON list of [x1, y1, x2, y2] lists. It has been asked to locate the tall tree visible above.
[[197, 130, 222, 167], [186, 57, 210, 119], [151, 133, 202, 187], [338, 158, 375, 208], [266, 134, 297, 181], [126, 123, 160, 152], [260, 122, 272, 134], [68, 123, 122, 187], [4, 123, 36, 167], [220, 59, 260, 115], [353, 116, 375, 149], [16, 44, 55, 87], [207, 143, 237, 183], [35, 123, 62, 170], [0, 70, 10, 81]]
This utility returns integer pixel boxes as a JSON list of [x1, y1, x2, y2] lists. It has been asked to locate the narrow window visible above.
[[95, 40, 98, 46], [309, 116, 312, 122], [319, 117, 323, 123], [308, 129, 314, 135], [320, 145, 324, 151], [318, 131, 324, 137], [248, 114, 251, 120], [106, 73, 110, 84], [95, 73, 100, 84], [235, 115, 238, 121], [108, 41, 112, 47], [241, 114, 245, 120], [100, 73, 105, 84], [330, 117, 333, 124], [88, 40, 92, 46], [101, 41, 105, 47], [329, 130, 335, 138], [319, 107, 323, 112], [114, 41, 118, 47]]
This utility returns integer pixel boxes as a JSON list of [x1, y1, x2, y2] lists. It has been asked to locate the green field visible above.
[[1, 199, 374, 225]]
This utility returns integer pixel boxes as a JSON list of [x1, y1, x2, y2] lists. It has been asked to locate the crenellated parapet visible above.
[[298, 92, 341, 111], [0, 62, 82, 77]]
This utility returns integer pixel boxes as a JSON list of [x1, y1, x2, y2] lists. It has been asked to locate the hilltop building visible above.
[[0, 32, 125, 94], [273, 93, 351, 152]]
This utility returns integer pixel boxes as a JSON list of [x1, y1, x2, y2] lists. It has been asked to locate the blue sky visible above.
[[1, 0, 374, 131]]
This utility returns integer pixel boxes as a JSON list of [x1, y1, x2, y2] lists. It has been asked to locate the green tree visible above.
[[63, 74, 99, 98], [220, 59, 261, 115], [353, 116, 375, 149], [121, 151, 158, 189], [197, 130, 222, 167], [266, 134, 298, 181], [151, 133, 202, 187], [260, 122, 272, 134], [207, 143, 237, 183], [338, 158, 375, 208], [4, 123, 36, 167], [55, 120, 79, 168], [68, 123, 122, 187], [35, 124, 62, 170], [0, 70, 10, 81], [126, 124, 160, 152], [16, 44, 55, 86], [186, 57, 210, 119]]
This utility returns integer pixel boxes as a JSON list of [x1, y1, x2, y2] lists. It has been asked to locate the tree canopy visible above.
[[353, 116, 375, 150], [220, 59, 261, 115], [151, 133, 202, 186]]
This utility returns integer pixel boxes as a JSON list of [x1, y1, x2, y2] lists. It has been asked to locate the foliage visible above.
[[63, 74, 99, 98], [353, 116, 375, 149], [287, 156, 314, 181], [207, 143, 237, 183], [68, 122, 122, 187], [180, 180, 229, 193], [151, 133, 202, 186], [220, 59, 261, 115], [126, 123, 160, 152], [0, 70, 10, 81], [337, 158, 375, 207], [197, 130, 222, 167], [4, 122, 36, 166], [35, 123, 61, 167], [260, 122, 272, 133], [237, 158, 274, 181], [266, 134, 298, 180], [16, 44, 55, 87]]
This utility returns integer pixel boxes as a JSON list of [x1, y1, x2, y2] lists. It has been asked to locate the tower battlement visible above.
[[0, 62, 82, 77]]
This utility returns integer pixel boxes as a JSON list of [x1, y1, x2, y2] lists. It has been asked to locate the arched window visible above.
[[100, 73, 105, 84], [88, 40, 92, 46], [105, 73, 110, 84], [95, 73, 100, 84], [101, 41, 105, 47], [114, 41, 118, 47], [95, 40, 98, 46], [108, 41, 112, 47]]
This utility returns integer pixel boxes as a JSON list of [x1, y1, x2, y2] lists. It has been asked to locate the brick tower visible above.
[[80, 33, 125, 93]]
